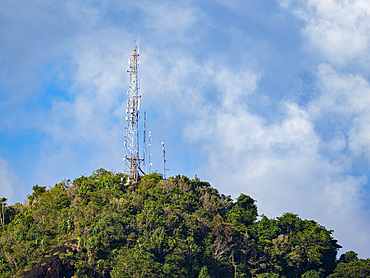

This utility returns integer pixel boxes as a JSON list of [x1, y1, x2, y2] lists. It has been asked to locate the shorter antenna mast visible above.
[[143, 111, 146, 174], [162, 142, 169, 179], [148, 131, 152, 174]]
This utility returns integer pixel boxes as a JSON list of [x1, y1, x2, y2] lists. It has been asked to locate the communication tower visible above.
[[124, 42, 142, 183]]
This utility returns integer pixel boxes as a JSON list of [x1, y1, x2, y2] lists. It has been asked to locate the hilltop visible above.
[[0, 169, 369, 277]]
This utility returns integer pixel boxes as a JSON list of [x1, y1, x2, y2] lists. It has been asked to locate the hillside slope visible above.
[[0, 169, 367, 277]]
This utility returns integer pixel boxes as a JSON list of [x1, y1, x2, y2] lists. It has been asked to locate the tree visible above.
[[0, 197, 6, 226], [227, 194, 257, 232], [338, 251, 358, 264], [28, 185, 46, 205], [328, 258, 370, 278], [198, 266, 211, 278]]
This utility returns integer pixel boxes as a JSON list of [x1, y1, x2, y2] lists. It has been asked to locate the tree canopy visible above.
[[0, 169, 363, 277]]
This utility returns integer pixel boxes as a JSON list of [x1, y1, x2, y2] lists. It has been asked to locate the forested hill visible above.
[[0, 169, 369, 277]]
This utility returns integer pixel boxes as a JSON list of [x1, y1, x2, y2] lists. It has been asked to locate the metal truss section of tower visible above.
[[124, 44, 141, 183]]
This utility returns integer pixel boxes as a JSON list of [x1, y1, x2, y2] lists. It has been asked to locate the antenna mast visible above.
[[148, 131, 152, 174], [143, 111, 146, 174], [124, 42, 141, 183], [162, 142, 168, 179]]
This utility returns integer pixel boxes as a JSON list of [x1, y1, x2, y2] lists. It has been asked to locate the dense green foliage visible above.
[[0, 169, 364, 277]]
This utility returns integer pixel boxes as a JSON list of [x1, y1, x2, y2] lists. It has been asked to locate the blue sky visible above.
[[1, 0, 370, 258]]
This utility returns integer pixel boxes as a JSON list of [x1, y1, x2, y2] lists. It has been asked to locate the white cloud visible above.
[[0, 0, 101, 103], [140, 2, 199, 41], [214, 67, 260, 109], [281, 0, 370, 66], [310, 64, 370, 160], [46, 28, 128, 142], [30, 28, 131, 183]]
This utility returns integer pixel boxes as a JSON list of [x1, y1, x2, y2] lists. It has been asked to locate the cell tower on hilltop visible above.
[[124, 42, 142, 183]]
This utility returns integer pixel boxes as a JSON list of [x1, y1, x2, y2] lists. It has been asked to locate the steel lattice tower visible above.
[[124, 43, 141, 183]]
